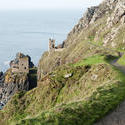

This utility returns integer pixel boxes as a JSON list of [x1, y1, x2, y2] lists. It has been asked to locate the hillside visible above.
[[38, 0, 125, 79], [0, 0, 125, 125]]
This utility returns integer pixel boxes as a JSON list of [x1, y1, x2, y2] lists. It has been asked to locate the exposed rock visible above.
[[91, 74, 98, 81], [64, 0, 118, 47], [103, 26, 121, 47], [69, 0, 117, 35], [69, 6, 98, 35], [111, 42, 117, 48], [64, 73, 73, 78], [0, 56, 36, 108], [107, 0, 125, 28], [0, 69, 29, 105], [121, 15, 125, 24]]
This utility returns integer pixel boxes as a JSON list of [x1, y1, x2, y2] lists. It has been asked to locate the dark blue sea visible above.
[[0, 9, 84, 71]]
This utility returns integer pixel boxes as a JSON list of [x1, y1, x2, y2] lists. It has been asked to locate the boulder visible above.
[[0, 69, 29, 107], [64, 73, 73, 78]]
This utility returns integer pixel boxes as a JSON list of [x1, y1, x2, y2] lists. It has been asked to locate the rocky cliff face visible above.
[[66, 0, 125, 47], [0, 53, 37, 107], [38, 0, 125, 80], [0, 69, 29, 105], [67, 0, 116, 38]]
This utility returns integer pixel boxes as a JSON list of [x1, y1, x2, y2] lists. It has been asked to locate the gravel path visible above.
[[95, 55, 125, 125]]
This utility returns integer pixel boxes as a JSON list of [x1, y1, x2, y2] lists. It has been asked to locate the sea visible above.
[[0, 9, 84, 72]]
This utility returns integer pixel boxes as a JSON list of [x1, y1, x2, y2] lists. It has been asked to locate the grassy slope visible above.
[[118, 54, 125, 65], [1, 3, 125, 124], [38, 13, 125, 79], [1, 54, 125, 125]]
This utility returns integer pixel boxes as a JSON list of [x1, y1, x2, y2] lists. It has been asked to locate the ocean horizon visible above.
[[0, 9, 84, 71]]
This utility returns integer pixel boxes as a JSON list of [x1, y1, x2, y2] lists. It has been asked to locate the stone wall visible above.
[[49, 39, 55, 51], [11, 63, 19, 73], [10, 53, 32, 73], [19, 57, 29, 73]]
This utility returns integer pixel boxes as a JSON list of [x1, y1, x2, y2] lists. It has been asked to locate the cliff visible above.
[[0, 53, 37, 108], [0, 69, 29, 105], [38, 0, 125, 80], [0, 0, 125, 124]]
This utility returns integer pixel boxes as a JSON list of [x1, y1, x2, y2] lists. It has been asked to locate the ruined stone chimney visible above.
[[49, 38, 55, 51]]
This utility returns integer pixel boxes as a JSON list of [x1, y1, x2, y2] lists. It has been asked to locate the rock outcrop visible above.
[[0, 69, 29, 105], [107, 0, 125, 27], [38, 0, 125, 80], [0, 53, 36, 108], [65, 0, 125, 47], [66, 0, 117, 44]]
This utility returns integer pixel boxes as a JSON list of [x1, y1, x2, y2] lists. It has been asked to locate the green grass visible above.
[[72, 55, 105, 67], [16, 68, 125, 125], [0, 54, 125, 125], [9, 8, 125, 125], [118, 54, 125, 65], [72, 54, 119, 67]]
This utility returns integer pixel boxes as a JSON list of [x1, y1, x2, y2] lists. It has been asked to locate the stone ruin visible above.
[[49, 38, 65, 52], [49, 38, 55, 51], [10, 53, 34, 73]]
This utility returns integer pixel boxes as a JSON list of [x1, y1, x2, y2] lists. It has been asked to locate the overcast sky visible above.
[[0, 0, 103, 10]]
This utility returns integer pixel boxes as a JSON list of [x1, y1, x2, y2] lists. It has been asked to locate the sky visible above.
[[0, 0, 103, 10]]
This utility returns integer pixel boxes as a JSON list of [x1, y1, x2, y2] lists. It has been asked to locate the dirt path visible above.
[[110, 57, 125, 74], [95, 55, 125, 125], [95, 100, 125, 125], [87, 41, 125, 125]]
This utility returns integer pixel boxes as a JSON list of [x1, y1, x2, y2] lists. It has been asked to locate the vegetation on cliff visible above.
[[0, 0, 125, 124], [0, 54, 125, 125], [118, 54, 125, 65]]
